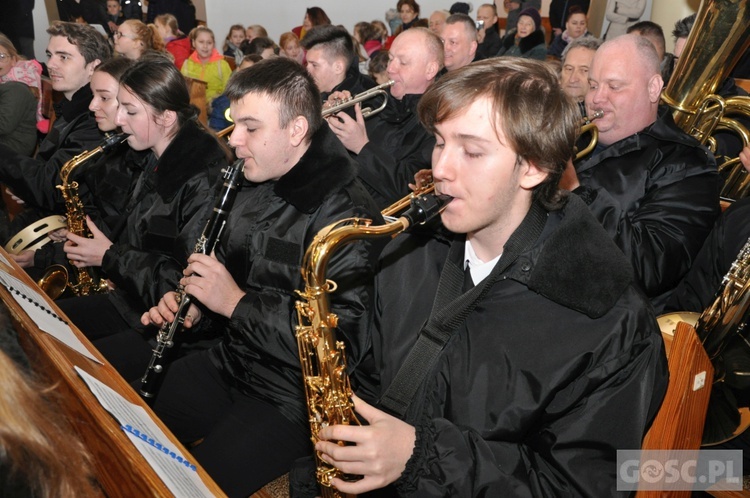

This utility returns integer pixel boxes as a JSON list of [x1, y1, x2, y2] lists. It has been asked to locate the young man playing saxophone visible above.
[[313, 58, 669, 497], [139, 57, 383, 497]]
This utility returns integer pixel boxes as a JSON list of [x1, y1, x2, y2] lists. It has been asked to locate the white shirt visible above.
[[464, 239, 501, 286]]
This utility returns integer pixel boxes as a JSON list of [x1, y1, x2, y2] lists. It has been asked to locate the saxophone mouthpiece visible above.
[[402, 193, 453, 227], [102, 132, 130, 151]]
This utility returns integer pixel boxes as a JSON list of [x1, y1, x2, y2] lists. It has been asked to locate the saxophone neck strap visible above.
[[379, 202, 548, 417]]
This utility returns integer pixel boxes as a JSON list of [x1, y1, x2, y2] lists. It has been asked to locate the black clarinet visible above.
[[140, 158, 244, 401]]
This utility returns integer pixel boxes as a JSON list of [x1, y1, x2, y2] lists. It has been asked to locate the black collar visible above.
[[274, 124, 358, 213], [53, 84, 93, 122], [153, 120, 227, 201]]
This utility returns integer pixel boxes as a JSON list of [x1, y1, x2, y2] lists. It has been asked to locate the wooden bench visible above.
[[185, 76, 208, 126]]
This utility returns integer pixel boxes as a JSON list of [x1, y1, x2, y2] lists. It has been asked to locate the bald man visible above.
[[326, 27, 444, 207], [562, 34, 721, 312]]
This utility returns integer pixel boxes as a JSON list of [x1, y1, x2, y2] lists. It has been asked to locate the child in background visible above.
[[181, 26, 232, 105], [223, 24, 245, 66]]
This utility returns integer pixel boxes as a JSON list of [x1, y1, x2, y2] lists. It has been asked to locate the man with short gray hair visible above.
[[560, 37, 601, 116], [441, 13, 478, 72]]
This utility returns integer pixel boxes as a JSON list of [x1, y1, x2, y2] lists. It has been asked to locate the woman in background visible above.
[[114, 19, 165, 60], [295, 6, 331, 41], [497, 7, 547, 60], [181, 26, 232, 105]]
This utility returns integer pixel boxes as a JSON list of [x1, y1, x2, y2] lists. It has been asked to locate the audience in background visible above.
[[222, 24, 245, 66], [368, 49, 390, 85], [549, 0, 590, 36], [294, 7, 331, 42], [245, 24, 268, 42], [241, 37, 277, 60], [560, 37, 601, 117], [105, 0, 126, 36], [475, 3, 501, 60], [394, 0, 421, 35], [0, 34, 45, 134], [113, 19, 165, 60], [154, 13, 192, 69], [547, 6, 592, 60], [441, 14, 479, 72], [181, 26, 232, 104], [279, 32, 304, 64], [428, 9, 449, 35], [497, 7, 547, 60]]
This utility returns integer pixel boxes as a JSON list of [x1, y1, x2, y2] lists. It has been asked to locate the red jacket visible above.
[[166, 36, 192, 70]]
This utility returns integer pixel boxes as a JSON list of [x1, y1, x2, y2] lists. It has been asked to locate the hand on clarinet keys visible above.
[[141, 291, 202, 329]]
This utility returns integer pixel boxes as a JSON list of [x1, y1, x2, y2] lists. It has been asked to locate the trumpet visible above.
[[322, 80, 394, 118], [215, 80, 396, 140], [574, 110, 604, 161]]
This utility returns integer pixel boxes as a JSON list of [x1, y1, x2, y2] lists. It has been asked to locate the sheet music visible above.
[[0, 268, 101, 363], [75, 367, 215, 498]]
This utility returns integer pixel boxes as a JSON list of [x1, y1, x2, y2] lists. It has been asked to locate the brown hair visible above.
[[122, 19, 165, 53], [0, 341, 96, 497], [418, 58, 579, 210], [305, 7, 331, 27], [0, 34, 20, 61], [154, 13, 180, 36], [46, 21, 111, 64], [189, 25, 215, 45], [223, 24, 245, 52]]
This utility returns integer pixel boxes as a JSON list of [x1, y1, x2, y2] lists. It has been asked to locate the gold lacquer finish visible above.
[[38, 133, 129, 298], [295, 187, 450, 497], [574, 110, 604, 161], [662, 0, 750, 200]]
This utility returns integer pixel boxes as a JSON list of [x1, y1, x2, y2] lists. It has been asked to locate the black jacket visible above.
[[496, 29, 547, 60], [356, 93, 435, 209], [372, 195, 668, 496], [207, 125, 383, 429], [323, 57, 378, 120], [667, 196, 750, 313], [102, 120, 225, 325], [0, 84, 103, 213], [30, 141, 145, 272], [574, 107, 721, 313], [476, 25, 501, 60]]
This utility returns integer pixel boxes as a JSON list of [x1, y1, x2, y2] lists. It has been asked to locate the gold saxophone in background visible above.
[[38, 133, 129, 298], [295, 187, 451, 497]]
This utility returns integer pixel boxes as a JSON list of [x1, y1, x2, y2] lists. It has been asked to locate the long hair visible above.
[[120, 57, 197, 134], [0, 325, 96, 497]]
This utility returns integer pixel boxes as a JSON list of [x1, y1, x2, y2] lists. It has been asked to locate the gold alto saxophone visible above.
[[36, 133, 129, 298], [295, 187, 451, 497]]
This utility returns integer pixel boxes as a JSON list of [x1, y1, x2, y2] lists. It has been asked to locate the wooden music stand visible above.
[[0, 247, 227, 497], [636, 321, 714, 497]]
